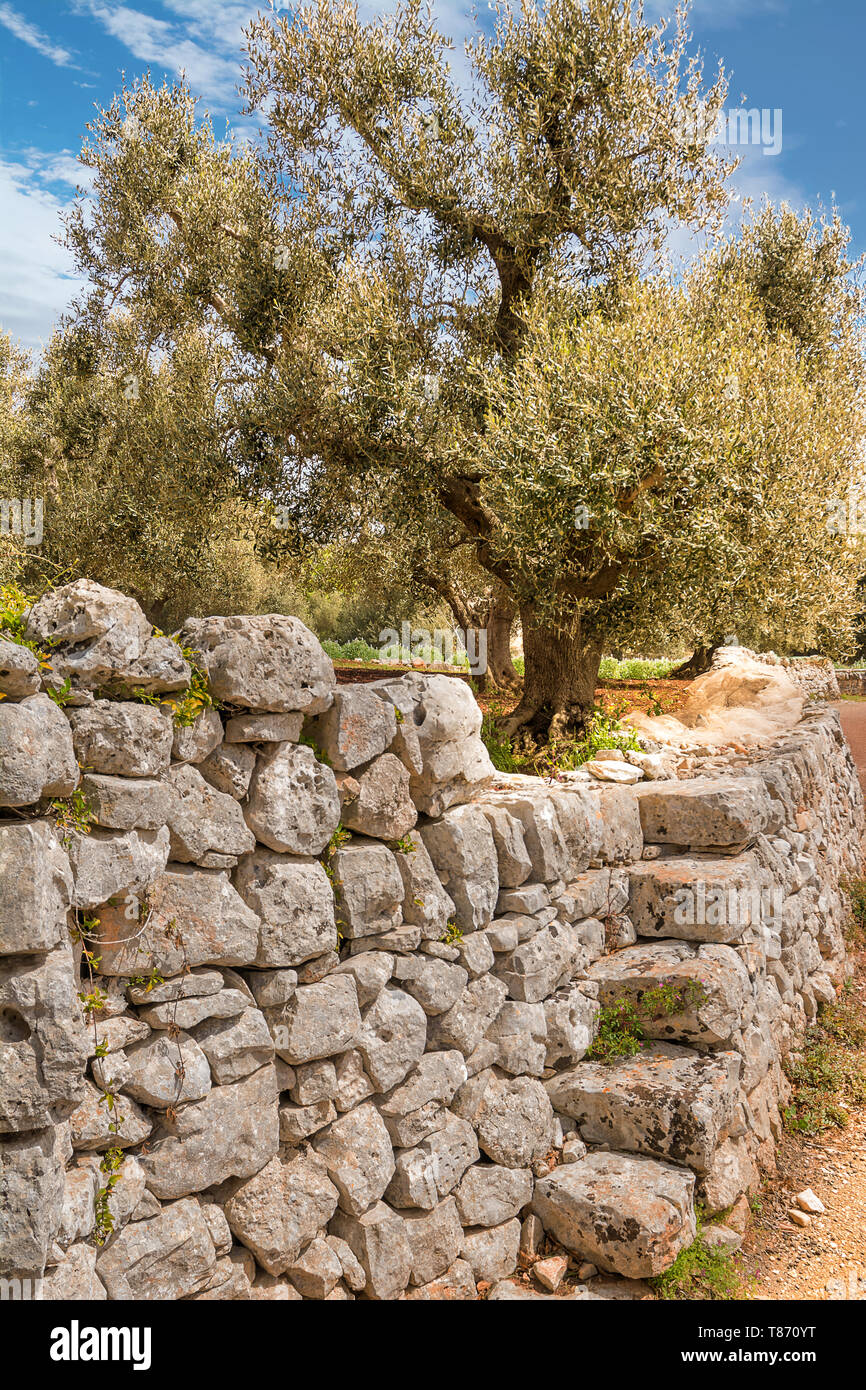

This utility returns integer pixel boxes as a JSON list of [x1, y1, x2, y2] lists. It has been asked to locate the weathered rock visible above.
[[80, 773, 173, 830], [700, 1136, 759, 1213], [391, 954, 468, 1016], [478, 788, 570, 883], [546, 1044, 740, 1173], [386, 1114, 480, 1209], [166, 763, 256, 868], [0, 637, 40, 698], [330, 840, 404, 938], [137, 1064, 279, 1199], [67, 701, 173, 777], [225, 711, 303, 743], [588, 940, 751, 1046], [123, 1031, 212, 1107], [544, 984, 599, 1066], [371, 673, 494, 815], [234, 849, 337, 966], [138, 989, 249, 1031], [96, 1197, 217, 1299], [474, 1076, 556, 1168], [171, 708, 224, 765], [42, 1242, 107, 1300], [268, 974, 362, 1065], [198, 741, 256, 800], [485, 1000, 547, 1076], [93, 865, 260, 976], [307, 687, 397, 771], [420, 806, 499, 931], [333, 952, 393, 1009], [245, 742, 340, 855], [454, 1164, 533, 1228], [339, 753, 417, 840], [402, 1197, 463, 1286], [357, 987, 428, 1092], [286, 1236, 343, 1299], [69, 1082, 153, 1151], [0, 1123, 68, 1276], [477, 805, 533, 888], [376, 1051, 467, 1145], [404, 1257, 477, 1301], [178, 613, 335, 713], [0, 944, 88, 1132], [594, 786, 644, 863], [288, 1058, 336, 1105], [461, 1218, 521, 1283], [634, 776, 772, 849], [493, 921, 586, 1003], [279, 1097, 337, 1143], [532, 1152, 696, 1278], [26, 580, 152, 690], [330, 1200, 413, 1300], [628, 854, 765, 943], [0, 693, 78, 805], [0, 820, 73, 955], [313, 1102, 396, 1216], [67, 825, 170, 912], [427, 974, 508, 1056], [192, 1008, 275, 1085], [225, 1149, 339, 1274]]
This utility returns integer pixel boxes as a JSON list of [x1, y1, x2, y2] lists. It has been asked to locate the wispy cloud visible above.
[[0, 3, 77, 67], [0, 157, 86, 349]]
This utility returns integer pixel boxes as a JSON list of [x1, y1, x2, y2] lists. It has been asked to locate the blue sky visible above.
[[0, 0, 863, 351]]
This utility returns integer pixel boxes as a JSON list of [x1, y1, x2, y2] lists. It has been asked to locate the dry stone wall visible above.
[[0, 581, 862, 1301]]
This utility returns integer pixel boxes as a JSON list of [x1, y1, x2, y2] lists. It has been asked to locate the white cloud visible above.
[[75, 1, 249, 103], [0, 3, 77, 67], [0, 159, 86, 350]]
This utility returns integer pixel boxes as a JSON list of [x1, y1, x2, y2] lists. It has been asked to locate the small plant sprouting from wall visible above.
[[586, 978, 709, 1063]]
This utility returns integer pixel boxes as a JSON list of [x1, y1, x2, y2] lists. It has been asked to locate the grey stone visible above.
[[279, 1097, 337, 1143], [547, 1044, 740, 1173], [93, 865, 260, 976], [474, 1076, 555, 1168], [588, 940, 751, 1046], [123, 1031, 212, 1107], [67, 825, 170, 912], [403, 1197, 463, 1286], [0, 1123, 68, 1277], [0, 693, 79, 805], [0, 820, 72, 955], [478, 805, 533, 888], [67, 701, 173, 777], [313, 1102, 396, 1215], [532, 1152, 696, 1278], [171, 708, 224, 765], [391, 955, 468, 1016], [138, 989, 249, 1031], [404, 1257, 477, 1301], [461, 1218, 521, 1283], [234, 849, 337, 966], [493, 921, 586, 1003], [0, 637, 40, 697], [245, 742, 340, 855], [339, 753, 417, 840], [330, 1200, 413, 1300], [224, 1149, 339, 1274], [267, 974, 361, 1065], [307, 687, 397, 771], [420, 806, 499, 931], [454, 1164, 533, 1228], [25, 581, 152, 690], [166, 763, 256, 868], [198, 742, 256, 800], [42, 1242, 107, 1300], [333, 952, 394, 1008], [357, 986, 428, 1092], [225, 711, 304, 743], [628, 854, 764, 943], [96, 1197, 217, 1299], [80, 773, 173, 831], [485, 1000, 548, 1076], [69, 1082, 153, 1151], [634, 776, 772, 849], [330, 840, 404, 938], [544, 984, 600, 1066], [193, 1007, 275, 1084], [178, 613, 335, 714], [137, 1064, 279, 1199], [427, 974, 508, 1055], [392, 831, 456, 939], [386, 1114, 479, 1209], [286, 1236, 343, 1298], [0, 944, 88, 1133]]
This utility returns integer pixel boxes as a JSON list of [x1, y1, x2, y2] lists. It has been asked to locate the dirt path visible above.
[[738, 701, 866, 1300]]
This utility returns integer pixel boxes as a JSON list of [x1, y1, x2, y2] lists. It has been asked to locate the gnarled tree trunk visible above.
[[503, 606, 604, 742]]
